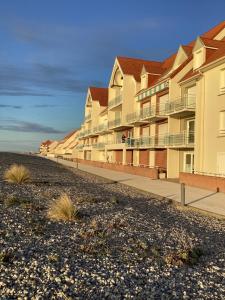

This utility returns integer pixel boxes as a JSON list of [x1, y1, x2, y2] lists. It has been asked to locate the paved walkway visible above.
[[47, 157, 225, 217]]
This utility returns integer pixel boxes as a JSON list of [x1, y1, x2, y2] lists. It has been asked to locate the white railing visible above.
[[108, 95, 123, 109], [108, 118, 122, 129], [165, 95, 196, 115]]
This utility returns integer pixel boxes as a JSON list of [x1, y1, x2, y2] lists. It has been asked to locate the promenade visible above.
[[48, 157, 225, 217]]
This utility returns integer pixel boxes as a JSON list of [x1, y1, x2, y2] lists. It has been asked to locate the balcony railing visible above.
[[167, 131, 195, 146], [140, 104, 166, 120], [165, 95, 196, 115], [83, 129, 91, 137], [125, 131, 194, 148], [76, 144, 84, 150], [92, 142, 106, 149], [108, 118, 122, 129], [108, 95, 122, 109], [126, 111, 142, 124], [98, 123, 109, 132], [85, 114, 91, 122]]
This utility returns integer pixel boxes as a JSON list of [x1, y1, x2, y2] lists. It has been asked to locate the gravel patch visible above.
[[0, 152, 224, 299]]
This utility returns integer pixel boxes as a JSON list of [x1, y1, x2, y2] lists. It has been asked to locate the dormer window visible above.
[[193, 49, 205, 70], [141, 74, 148, 90]]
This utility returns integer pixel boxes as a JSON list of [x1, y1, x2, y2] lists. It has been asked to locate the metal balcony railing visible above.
[[98, 123, 109, 132], [125, 131, 194, 148], [167, 131, 195, 146], [108, 118, 122, 129], [76, 144, 84, 150], [85, 114, 91, 121], [140, 104, 166, 120], [126, 111, 142, 124], [92, 142, 106, 149], [108, 95, 122, 109], [165, 95, 196, 115]]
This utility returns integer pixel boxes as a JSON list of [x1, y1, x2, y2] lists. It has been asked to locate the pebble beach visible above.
[[0, 152, 224, 299]]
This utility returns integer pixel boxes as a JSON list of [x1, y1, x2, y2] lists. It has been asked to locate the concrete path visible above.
[[47, 157, 225, 217]]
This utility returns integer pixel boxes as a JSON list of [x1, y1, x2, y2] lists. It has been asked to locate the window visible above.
[[219, 111, 225, 134], [220, 69, 225, 93], [194, 49, 204, 69]]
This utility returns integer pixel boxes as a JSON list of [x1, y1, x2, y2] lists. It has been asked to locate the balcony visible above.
[[140, 104, 167, 122], [92, 142, 106, 150], [83, 129, 91, 137], [126, 111, 148, 125], [85, 114, 91, 122], [97, 123, 111, 134], [165, 95, 196, 117], [76, 144, 84, 150], [78, 132, 85, 139], [108, 118, 122, 129], [166, 131, 195, 148], [108, 95, 122, 110], [125, 131, 194, 149]]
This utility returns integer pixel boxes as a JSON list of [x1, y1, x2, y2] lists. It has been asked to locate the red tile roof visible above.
[[179, 69, 200, 83], [200, 37, 225, 48], [117, 56, 163, 81], [201, 44, 225, 68], [41, 140, 52, 146], [89, 87, 108, 106], [201, 20, 225, 39]]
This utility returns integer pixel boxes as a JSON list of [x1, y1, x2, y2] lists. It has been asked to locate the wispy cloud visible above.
[[0, 63, 105, 96], [32, 104, 59, 108], [0, 119, 65, 134], [0, 104, 23, 109]]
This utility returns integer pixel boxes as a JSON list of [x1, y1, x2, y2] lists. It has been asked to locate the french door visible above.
[[184, 151, 194, 173]]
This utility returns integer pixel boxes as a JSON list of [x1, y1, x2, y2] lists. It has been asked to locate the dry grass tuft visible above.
[[47, 193, 77, 221], [4, 164, 31, 184]]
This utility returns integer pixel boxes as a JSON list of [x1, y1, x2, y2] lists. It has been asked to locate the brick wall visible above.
[[180, 172, 225, 193], [75, 158, 158, 179]]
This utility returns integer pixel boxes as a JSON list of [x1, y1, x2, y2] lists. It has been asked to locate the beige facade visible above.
[[42, 21, 225, 183]]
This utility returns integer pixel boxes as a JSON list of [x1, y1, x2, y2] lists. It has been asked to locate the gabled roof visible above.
[[41, 140, 52, 146], [89, 87, 108, 106], [117, 56, 163, 82], [201, 44, 225, 68], [63, 129, 78, 141], [200, 37, 225, 49], [201, 20, 225, 39]]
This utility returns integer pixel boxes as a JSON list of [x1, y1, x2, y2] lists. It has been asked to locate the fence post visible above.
[[181, 183, 186, 206]]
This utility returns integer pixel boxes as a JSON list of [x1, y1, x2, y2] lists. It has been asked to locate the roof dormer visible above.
[[192, 36, 206, 70], [172, 45, 190, 70]]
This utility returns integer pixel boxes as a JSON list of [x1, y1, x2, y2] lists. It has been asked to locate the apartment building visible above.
[[39, 140, 53, 156], [76, 87, 108, 162], [41, 21, 225, 190], [75, 21, 225, 183], [53, 129, 79, 158]]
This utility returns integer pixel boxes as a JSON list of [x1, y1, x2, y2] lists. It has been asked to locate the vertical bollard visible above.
[[181, 183, 185, 206], [76, 158, 78, 169]]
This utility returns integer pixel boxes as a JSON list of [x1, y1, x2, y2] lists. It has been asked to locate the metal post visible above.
[[76, 158, 79, 169], [181, 183, 186, 206]]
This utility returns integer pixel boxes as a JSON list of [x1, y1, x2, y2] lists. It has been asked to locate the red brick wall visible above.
[[180, 172, 225, 193], [155, 149, 167, 169], [139, 149, 149, 166], [126, 150, 133, 164], [75, 158, 158, 179], [115, 150, 123, 163]]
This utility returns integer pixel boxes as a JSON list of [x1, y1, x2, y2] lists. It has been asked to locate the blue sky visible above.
[[0, 0, 224, 152]]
